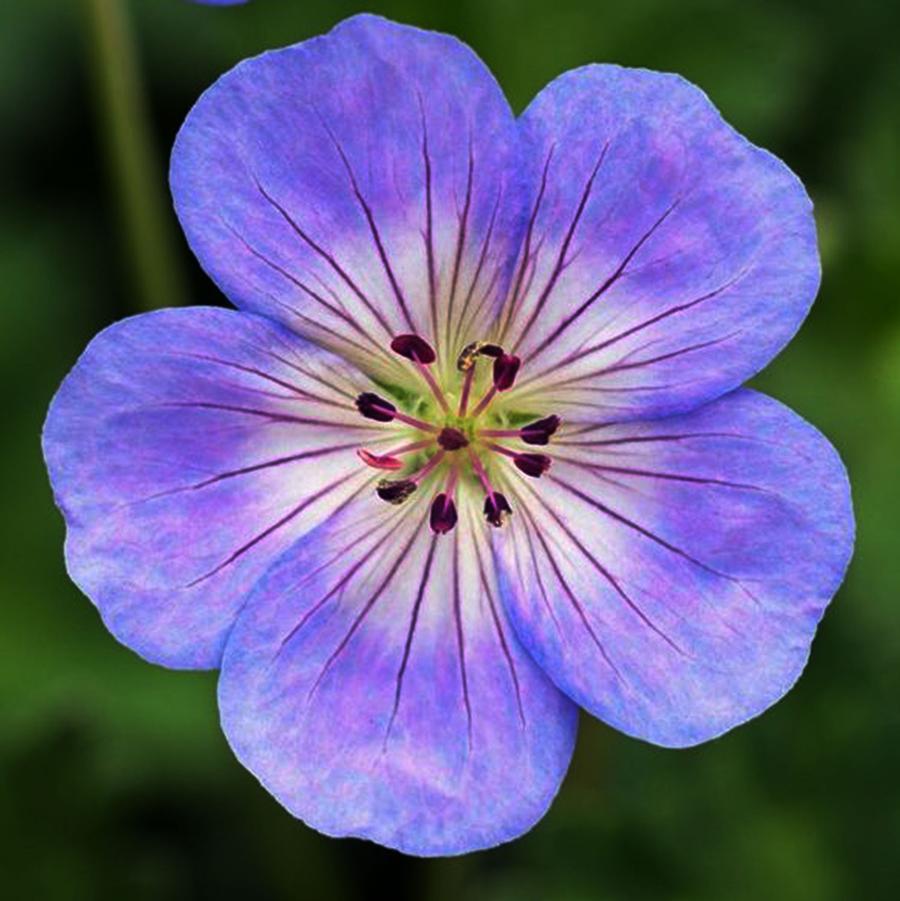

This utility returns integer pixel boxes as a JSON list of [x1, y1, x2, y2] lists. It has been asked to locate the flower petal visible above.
[[43, 307, 381, 669], [502, 65, 820, 422], [218, 493, 577, 855], [495, 390, 853, 747], [171, 14, 528, 372]]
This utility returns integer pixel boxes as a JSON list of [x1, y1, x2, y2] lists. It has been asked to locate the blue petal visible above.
[[495, 390, 854, 747], [171, 14, 529, 371], [501, 65, 820, 422], [219, 494, 577, 855], [43, 307, 380, 669]]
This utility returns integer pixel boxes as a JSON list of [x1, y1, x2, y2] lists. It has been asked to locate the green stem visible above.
[[83, 0, 187, 312]]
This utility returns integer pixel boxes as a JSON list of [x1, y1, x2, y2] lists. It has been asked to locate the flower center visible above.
[[354, 334, 560, 534]]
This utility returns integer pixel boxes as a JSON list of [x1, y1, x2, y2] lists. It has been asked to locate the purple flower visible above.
[[43, 14, 854, 856]]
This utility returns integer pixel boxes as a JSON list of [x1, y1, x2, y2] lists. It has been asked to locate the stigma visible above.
[[354, 333, 560, 535]]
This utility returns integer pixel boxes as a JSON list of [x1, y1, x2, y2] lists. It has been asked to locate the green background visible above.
[[2, 0, 898, 898]]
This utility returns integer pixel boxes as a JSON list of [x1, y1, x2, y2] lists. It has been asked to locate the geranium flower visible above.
[[43, 14, 854, 855]]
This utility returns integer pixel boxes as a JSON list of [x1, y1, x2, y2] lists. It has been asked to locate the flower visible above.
[[42, 14, 854, 856]]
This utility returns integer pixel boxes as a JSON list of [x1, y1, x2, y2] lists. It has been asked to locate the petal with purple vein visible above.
[[43, 307, 384, 669], [171, 14, 529, 374], [495, 390, 854, 746], [219, 492, 576, 855], [502, 65, 820, 422]]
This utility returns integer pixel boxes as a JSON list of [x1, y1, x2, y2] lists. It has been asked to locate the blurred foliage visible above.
[[1, 0, 898, 898]]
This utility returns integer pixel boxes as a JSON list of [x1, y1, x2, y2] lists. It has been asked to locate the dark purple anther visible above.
[[429, 493, 458, 534], [437, 427, 469, 450], [391, 334, 436, 364], [493, 354, 521, 391], [521, 415, 561, 446], [483, 492, 512, 527], [513, 453, 551, 478], [376, 479, 417, 504], [356, 392, 396, 422]]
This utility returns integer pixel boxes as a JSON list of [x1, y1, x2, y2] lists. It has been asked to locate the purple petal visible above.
[[43, 307, 381, 669], [171, 14, 528, 370], [219, 494, 577, 855], [495, 390, 854, 747], [502, 65, 820, 422]]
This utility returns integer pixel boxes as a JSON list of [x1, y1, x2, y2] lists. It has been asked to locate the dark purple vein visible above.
[[308, 521, 423, 700], [277, 517, 400, 654], [512, 143, 610, 352], [522, 199, 680, 362], [452, 185, 502, 350], [157, 401, 375, 430], [417, 94, 438, 344], [518, 503, 622, 680], [500, 147, 555, 340], [318, 123, 417, 332], [554, 457, 772, 494], [253, 179, 395, 336], [186, 471, 358, 587], [139, 443, 358, 504], [385, 532, 440, 744], [445, 139, 475, 347], [171, 352, 348, 410], [452, 529, 474, 750], [524, 484, 687, 655], [522, 269, 750, 386], [471, 535, 525, 727]]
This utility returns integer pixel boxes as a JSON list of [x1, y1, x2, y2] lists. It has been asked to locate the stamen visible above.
[[415, 358, 451, 414], [479, 415, 561, 446], [486, 442, 552, 478], [520, 414, 561, 445], [391, 333, 449, 413], [411, 448, 446, 483], [375, 449, 446, 504], [483, 492, 512, 528], [437, 427, 469, 450], [357, 450, 404, 470], [429, 466, 459, 535], [355, 391, 396, 422], [468, 447, 513, 528], [512, 453, 552, 478], [469, 385, 496, 419], [390, 334, 436, 364], [376, 479, 417, 504], [457, 366, 475, 417], [357, 438, 434, 470], [456, 341, 503, 371], [354, 392, 438, 432], [456, 341, 505, 416], [430, 494, 458, 534], [492, 353, 521, 391], [470, 353, 521, 418]]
